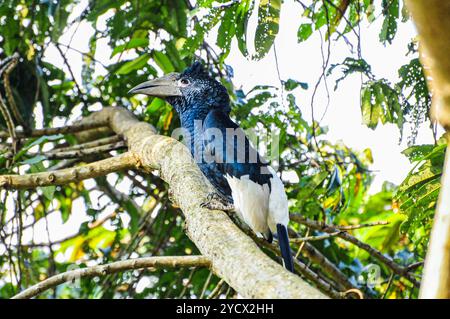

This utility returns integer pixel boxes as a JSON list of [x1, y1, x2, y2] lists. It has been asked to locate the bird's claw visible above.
[[206, 192, 222, 202], [201, 193, 235, 212]]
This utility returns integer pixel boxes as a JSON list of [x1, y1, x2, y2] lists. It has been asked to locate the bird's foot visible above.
[[201, 201, 235, 212], [201, 193, 235, 212]]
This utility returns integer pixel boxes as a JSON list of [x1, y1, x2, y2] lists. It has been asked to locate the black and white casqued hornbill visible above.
[[129, 62, 294, 272]]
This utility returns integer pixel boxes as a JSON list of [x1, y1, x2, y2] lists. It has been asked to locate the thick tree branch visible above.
[[11, 255, 211, 299], [406, 0, 450, 299], [0, 152, 138, 189], [2, 106, 328, 298]]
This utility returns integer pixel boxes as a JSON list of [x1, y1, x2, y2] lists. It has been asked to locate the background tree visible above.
[[0, 0, 445, 298]]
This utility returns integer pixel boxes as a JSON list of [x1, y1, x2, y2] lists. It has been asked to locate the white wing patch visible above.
[[267, 166, 289, 233], [225, 166, 289, 236], [225, 174, 270, 236]]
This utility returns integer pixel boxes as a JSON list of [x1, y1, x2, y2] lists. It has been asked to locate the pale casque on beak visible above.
[[128, 73, 182, 97]]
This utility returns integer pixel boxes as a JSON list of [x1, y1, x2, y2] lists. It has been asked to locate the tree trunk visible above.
[[406, 0, 450, 299]]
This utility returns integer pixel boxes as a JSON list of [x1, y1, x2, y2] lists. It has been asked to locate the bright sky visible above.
[[2, 1, 440, 250], [44, 0, 438, 194], [224, 0, 438, 193]]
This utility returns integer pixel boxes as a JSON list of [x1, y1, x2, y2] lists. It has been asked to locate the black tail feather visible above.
[[276, 223, 294, 273]]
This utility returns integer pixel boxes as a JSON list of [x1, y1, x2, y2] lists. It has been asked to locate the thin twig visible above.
[[406, 261, 424, 271], [290, 231, 342, 243], [200, 271, 213, 299], [382, 272, 395, 299], [303, 241, 357, 292], [178, 267, 197, 298], [295, 228, 310, 258], [273, 44, 285, 109], [50, 135, 121, 153], [2, 54, 26, 128], [43, 141, 127, 160], [55, 44, 87, 104], [335, 221, 389, 230], [0, 122, 108, 138], [0, 96, 16, 141], [57, 42, 109, 69], [317, 0, 331, 124], [207, 279, 226, 299]]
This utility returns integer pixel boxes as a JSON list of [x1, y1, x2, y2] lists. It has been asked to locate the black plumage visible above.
[[129, 62, 295, 273]]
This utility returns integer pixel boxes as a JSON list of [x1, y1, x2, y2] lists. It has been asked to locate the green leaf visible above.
[[51, 1, 70, 41], [379, 0, 399, 44], [29, 162, 45, 173], [402, 144, 437, 162], [164, 40, 187, 71], [168, 0, 188, 36], [328, 58, 373, 90], [254, 0, 281, 60], [284, 79, 308, 91], [146, 97, 166, 114], [297, 23, 313, 42], [235, 0, 253, 56], [395, 142, 445, 240], [111, 38, 149, 57], [216, 6, 237, 60], [28, 134, 64, 148], [358, 214, 405, 253], [327, 165, 342, 195], [15, 135, 64, 163], [361, 85, 381, 129], [401, 1, 410, 22], [179, 9, 221, 59], [152, 51, 175, 73], [360, 80, 403, 130], [42, 185, 56, 201], [115, 53, 150, 75], [22, 155, 46, 165]]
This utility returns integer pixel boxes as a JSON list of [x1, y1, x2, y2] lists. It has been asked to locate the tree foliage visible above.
[[0, 0, 440, 299]]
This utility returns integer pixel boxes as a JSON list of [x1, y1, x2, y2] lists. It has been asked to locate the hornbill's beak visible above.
[[128, 73, 182, 97]]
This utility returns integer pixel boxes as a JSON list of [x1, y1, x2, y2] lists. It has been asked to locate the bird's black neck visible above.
[[179, 107, 210, 131], [178, 101, 229, 131], [175, 102, 229, 158]]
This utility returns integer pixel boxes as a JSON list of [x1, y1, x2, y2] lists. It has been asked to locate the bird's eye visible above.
[[179, 78, 190, 87]]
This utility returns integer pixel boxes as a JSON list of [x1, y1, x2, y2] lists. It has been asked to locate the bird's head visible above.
[[129, 62, 230, 114]]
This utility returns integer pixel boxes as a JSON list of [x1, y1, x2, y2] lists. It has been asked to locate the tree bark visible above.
[[0, 152, 137, 189], [406, 0, 450, 299]]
